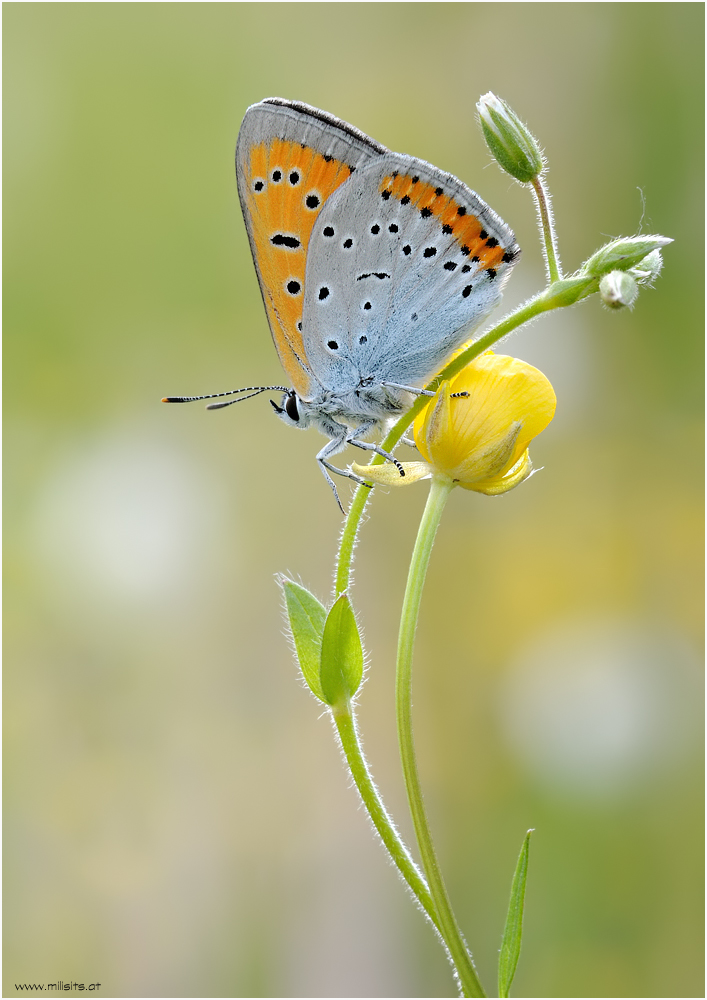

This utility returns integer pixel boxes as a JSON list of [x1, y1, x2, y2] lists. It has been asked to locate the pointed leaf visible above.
[[498, 830, 533, 998], [319, 593, 364, 707], [281, 578, 327, 703]]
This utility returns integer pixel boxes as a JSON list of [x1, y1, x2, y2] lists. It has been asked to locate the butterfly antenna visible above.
[[162, 385, 289, 408]]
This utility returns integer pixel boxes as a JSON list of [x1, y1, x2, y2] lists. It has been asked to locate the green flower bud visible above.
[[600, 270, 639, 310], [584, 235, 672, 278], [476, 93, 544, 184], [630, 248, 664, 286]]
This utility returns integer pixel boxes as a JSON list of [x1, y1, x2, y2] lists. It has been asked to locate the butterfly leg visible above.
[[346, 421, 406, 477], [380, 381, 436, 397], [316, 433, 373, 513]]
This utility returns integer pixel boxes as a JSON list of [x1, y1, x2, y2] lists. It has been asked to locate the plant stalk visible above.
[[531, 175, 562, 283], [332, 705, 442, 935], [395, 475, 486, 998]]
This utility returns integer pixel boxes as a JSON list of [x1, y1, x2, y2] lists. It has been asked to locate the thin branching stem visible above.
[[531, 175, 562, 283]]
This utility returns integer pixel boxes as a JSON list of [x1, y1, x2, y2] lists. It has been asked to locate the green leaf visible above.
[[498, 830, 533, 998], [319, 592, 364, 708], [281, 578, 327, 703]]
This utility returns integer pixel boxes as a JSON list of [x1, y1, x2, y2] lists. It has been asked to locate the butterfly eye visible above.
[[284, 392, 299, 422]]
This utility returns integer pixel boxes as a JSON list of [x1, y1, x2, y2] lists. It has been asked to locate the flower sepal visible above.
[[583, 235, 672, 278], [542, 274, 600, 307]]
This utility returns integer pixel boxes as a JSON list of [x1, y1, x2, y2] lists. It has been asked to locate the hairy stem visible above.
[[531, 175, 562, 283], [332, 706, 442, 934]]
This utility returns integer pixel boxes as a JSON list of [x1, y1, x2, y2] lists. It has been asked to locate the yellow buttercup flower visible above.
[[353, 353, 556, 494]]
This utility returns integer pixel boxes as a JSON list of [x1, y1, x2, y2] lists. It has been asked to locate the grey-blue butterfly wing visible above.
[[301, 152, 520, 392]]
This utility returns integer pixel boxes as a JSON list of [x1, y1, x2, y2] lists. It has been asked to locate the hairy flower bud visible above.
[[630, 248, 664, 286], [584, 236, 672, 278], [600, 270, 639, 310], [477, 93, 545, 184]]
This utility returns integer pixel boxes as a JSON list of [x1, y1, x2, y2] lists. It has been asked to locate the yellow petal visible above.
[[351, 461, 432, 486], [413, 353, 555, 488]]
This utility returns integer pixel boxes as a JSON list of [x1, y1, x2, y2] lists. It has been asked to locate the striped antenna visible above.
[[162, 385, 289, 410]]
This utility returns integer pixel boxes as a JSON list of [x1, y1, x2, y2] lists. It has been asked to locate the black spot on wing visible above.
[[270, 234, 301, 249]]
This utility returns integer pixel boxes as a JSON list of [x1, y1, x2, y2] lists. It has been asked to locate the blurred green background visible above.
[[4, 4, 703, 997]]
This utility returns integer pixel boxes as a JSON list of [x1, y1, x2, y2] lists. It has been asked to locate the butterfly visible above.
[[164, 98, 520, 509]]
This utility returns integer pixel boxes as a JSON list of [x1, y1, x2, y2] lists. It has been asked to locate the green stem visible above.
[[396, 475, 486, 999], [531, 175, 562, 283], [332, 706, 442, 935]]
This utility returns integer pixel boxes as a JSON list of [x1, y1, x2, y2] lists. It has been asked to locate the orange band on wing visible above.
[[243, 140, 355, 395], [380, 173, 507, 271]]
